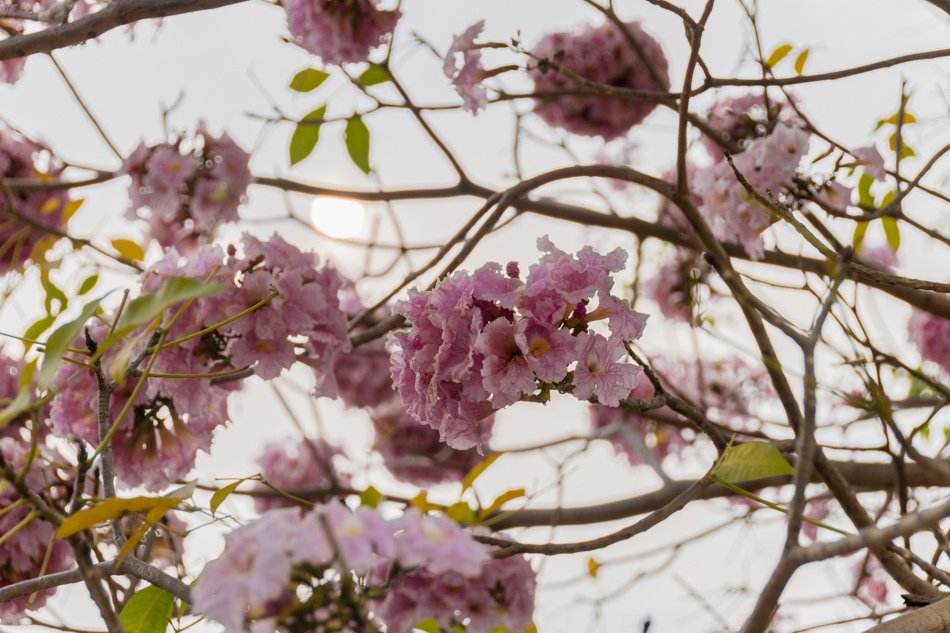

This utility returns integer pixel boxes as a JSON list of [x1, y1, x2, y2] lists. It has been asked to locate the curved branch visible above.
[[0, 0, 247, 61]]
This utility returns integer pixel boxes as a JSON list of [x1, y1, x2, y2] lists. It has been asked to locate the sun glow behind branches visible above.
[[309, 197, 366, 239]]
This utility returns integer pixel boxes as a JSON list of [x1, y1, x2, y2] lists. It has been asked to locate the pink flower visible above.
[[375, 555, 536, 633], [476, 317, 537, 408], [514, 317, 577, 383], [700, 92, 797, 161], [0, 126, 71, 275], [254, 439, 350, 511], [0, 439, 73, 623], [813, 180, 852, 212], [0, 58, 25, 85], [858, 243, 898, 273], [853, 145, 886, 181], [528, 21, 669, 139], [443, 20, 488, 113], [285, 0, 400, 64], [372, 403, 488, 486], [122, 130, 251, 250], [908, 309, 950, 375], [572, 332, 640, 407], [693, 123, 810, 259], [641, 248, 707, 322]]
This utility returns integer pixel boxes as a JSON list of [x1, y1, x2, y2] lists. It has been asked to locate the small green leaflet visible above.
[[289, 68, 329, 92], [289, 105, 327, 166], [119, 586, 175, 633], [23, 315, 55, 352], [78, 273, 99, 296], [462, 453, 502, 491], [358, 64, 391, 86], [38, 295, 106, 390], [100, 277, 226, 353], [765, 43, 793, 69], [210, 477, 252, 516], [852, 221, 869, 253], [881, 216, 901, 251], [793, 49, 809, 75], [712, 441, 794, 484], [359, 485, 384, 508], [345, 116, 371, 174]]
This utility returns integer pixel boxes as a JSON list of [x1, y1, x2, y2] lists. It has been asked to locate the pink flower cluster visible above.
[[224, 233, 350, 380], [0, 126, 70, 275], [391, 237, 648, 450], [693, 123, 811, 259], [372, 402, 488, 486], [376, 554, 536, 633], [254, 438, 350, 511], [700, 92, 796, 161], [285, 0, 400, 64], [591, 355, 771, 466], [122, 129, 251, 251], [908, 309, 950, 375], [528, 21, 669, 139], [0, 438, 72, 623], [48, 233, 350, 490], [443, 21, 488, 113], [191, 504, 533, 633]]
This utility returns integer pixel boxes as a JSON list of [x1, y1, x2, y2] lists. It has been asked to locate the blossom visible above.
[[375, 555, 536, 633], [857, 244, 898, 273], [192, 504, 503, 632], [813, 180, 852, 213], [908, 309, 950, 374], [443, 20, 488, 113], [122, 129, 251, 250], [572, 332, 640, 407], [700, 92, 797, 161], [641, 248, 707, 322], [285, 0, 400, 64], [372, 403, 487, 486], [528, 21, 669, 139], [254, 438, 350, 512], [853, 145, 886, 181], [0, 58, 25, 85], [0, 439, 72, 623], [391, 237, 647, 449], [693, 123, 811, 259], [224, 233, 350, 380], [0, 126, 71, 275]]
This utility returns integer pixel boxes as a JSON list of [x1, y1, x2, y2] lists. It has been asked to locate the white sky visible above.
[[1, 0, 949, 632]]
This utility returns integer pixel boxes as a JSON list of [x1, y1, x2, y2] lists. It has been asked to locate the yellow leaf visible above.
[[111, 238, 146, 263], [462, 453, 502, 492], [63, 198, 84, 223], [765, 43, 793, 69], [210, 478, 249, 516], [793, 49, 809, 75], [115, 505, 171, 568], [40, 198, 61, 215], [479, 487, 526, 519], [885, 112, 916, 125], [587, 557, 602, 579], [56, 496, 181, 539]]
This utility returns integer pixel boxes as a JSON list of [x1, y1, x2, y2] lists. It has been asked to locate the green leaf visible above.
[[462, 453, 501, 492], [479, 488, 526, 519], [0, 359, 37, 428], [712, 441, 794, 484], [119, 586, 175, 633], [289, 106, 327, 166], [78, 273, 99, 296], [359, 485, 384, 509], [100, 277, 226, 353], [56, 496, 182, 539], [24, 315, 55, 351], [793, 49, 809, 75], [765, 43, 793, 69], [111, 238, 146, 263], [40, 270, 68, 316], [445, 501, 477, 524], [210, 478, 249, 516], [344, 116, 371, 175], [38, 296, 105, 390], [289, 68, 329, 92], [358, 64, 391, 86], [852, 221, 869, 253], [881, 216, 901, 251], [414, 619, 441, 633], [856, 172, 875, 205]]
